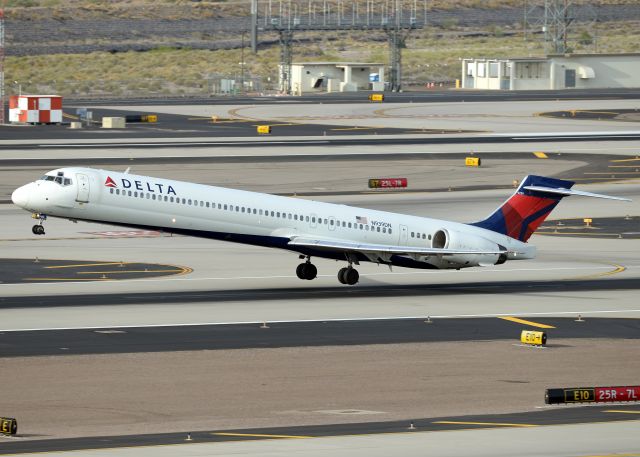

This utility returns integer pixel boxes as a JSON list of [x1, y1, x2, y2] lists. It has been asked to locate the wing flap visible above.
[[288, 237, 508, 256]]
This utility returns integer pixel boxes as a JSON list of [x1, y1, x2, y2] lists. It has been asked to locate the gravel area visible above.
[[2, 339, 638, 440]]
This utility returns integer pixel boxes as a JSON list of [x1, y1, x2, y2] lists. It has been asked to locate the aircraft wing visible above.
[[288, 237, 508, 256]]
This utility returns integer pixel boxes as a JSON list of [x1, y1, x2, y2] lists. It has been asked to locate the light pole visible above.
[[13, 80, 21, 96]]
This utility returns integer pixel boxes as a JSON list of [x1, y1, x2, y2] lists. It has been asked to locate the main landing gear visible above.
[[31, 213, 46, 235], [296, 258, 317, 281], [295, 256, 360, 285], [338, 266, 359, 285]]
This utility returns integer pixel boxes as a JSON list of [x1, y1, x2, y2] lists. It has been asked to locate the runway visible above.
[[1, 317, 639, 357], [1, 91, 639, 456]]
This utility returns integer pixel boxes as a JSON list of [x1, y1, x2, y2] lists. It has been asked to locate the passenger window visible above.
[[270, 211, 274, 217], [110, 188, 114, 194], [348, 223, 352, 228], [359, 224, 363, 230], [306, 216, 309, 222], [253, 209, 257, 214], [422, 234, 426, 239], [288, 214, 292, 219], [134, 192, 138, 197], [382, 228, 386, 233], [218, 204, 222, 209], [428, 234, 432, 240], [152, 194, 156, 200], [377, 227, 381, 232], [259, 209, 263, 215], [411, 232, 414, 238], [312, 217, 316, 223], [389, 228, 393, 234], [277, 212, 281, 218], [242, 207, 246, 213], [128, 191, 132, 196], [330, 220, 334, 225], [116, 189, 120, 195]]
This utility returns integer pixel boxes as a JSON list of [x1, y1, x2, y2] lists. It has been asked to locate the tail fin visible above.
[[471, 175, 629, 242]]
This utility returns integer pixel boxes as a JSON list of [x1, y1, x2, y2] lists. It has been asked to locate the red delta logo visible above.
[[105, 176, 117, 188]]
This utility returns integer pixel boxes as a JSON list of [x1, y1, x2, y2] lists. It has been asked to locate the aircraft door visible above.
[[328, 216, 336, 231], [76, 173, 90, 203], [399, 225, 408, 245]]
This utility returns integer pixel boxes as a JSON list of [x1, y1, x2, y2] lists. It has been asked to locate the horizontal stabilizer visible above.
[[522, 185, 631, 202]]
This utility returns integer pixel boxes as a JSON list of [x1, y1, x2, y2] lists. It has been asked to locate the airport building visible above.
[[281, 62, 386, 94], [461, 53, 640, 90]]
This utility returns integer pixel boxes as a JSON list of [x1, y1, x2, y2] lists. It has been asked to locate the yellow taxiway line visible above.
[[603, 410, 640, 415], [533, 151, 548, 159], [432, 421, 537, 428], [499, 316, 556, 329], [76, 269, 184, 275], [212, 432, 312, 439]]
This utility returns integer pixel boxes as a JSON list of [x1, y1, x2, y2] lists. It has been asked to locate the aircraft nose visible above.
[[11, 184, 31, 208]]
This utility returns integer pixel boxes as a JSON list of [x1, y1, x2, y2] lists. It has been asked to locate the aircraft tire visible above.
[[296, 263, 306, 280], [32, 225, 39, 235], [337, 267, 349, 284], [303, 263, 317, 280], [345, 268, 359, 285]]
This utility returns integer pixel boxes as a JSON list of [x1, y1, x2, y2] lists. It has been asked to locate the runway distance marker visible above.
[[0, 417, 17, 436]]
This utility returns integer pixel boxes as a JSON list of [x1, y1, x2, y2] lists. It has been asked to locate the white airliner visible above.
[[11, 167, 629, 285]]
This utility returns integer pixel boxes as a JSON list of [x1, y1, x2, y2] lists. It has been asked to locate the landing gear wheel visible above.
[[344, 268, 359, 285], [296, 263, 306, 279], [338, 267, 349, 284], [296, 262, 317, 280], [32, 225, 45, 235], [303, 263, 317, 280]]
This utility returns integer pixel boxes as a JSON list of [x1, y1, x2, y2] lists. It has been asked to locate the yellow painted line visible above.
[[499, 316, 555, 329], [45, 262, 131, 269], [76, 269, 184, 275], [533, 151, 548, 159], [610, 157, 640, 163], [212, 432, 312, 439], [568, 263, 626, 281], [432, 421, 537, 428], [603, 410, 640, 414]]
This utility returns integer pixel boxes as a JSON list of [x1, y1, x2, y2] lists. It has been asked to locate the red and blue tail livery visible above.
[[473, 176, 578, 242]]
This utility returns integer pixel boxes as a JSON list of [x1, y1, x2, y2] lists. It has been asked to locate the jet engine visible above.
[[432, 229, 505, 267]]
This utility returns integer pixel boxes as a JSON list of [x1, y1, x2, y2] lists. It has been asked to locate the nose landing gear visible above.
[[31, 213, 47, 235]]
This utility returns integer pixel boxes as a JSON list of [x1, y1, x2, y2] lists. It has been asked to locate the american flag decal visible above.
[[355, 216, 368, 224]]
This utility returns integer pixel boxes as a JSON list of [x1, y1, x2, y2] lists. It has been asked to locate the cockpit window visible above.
[[40, 173, 73, 186]]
